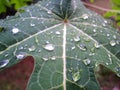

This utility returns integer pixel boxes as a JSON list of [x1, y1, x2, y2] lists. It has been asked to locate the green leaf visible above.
[[0, 0, 120, 90]]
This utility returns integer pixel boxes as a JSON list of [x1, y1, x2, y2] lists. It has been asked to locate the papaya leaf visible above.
[[0, 0, 120, 90]]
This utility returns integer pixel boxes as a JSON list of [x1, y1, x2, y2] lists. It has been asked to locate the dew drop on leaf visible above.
[[12, 28, 20, 34], [47, 10, 52, 14], [55, 31, 61, 35], [71, 46, 76, 50], [28, 46, 36, 52], [78, 43, 87, 51], [51, 56, 56, 60], [42, 57, 49, 61], [74, 36, 80, 42], [16, 52, 27, 60], [113, 35, 117, 39], [43, 44, 55, 51], [30, 23, 35, 27], [72, 71, 81, 82], [83, 59, 91, 65], [110, 40, 116, 46], [82, 14, 89, 19], [93, 29, 96, 33], [94, 43, 101, 48], [0, 59, 9, 68]]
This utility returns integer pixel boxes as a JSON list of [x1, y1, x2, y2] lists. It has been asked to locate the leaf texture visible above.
[[0, 0, 120, 90]]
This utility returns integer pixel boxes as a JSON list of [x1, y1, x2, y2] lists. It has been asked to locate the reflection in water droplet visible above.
[[43, 44, 55, 51], [16, 52, 27, 60], [28, 46, 36, 51], [0, 60, 9, 68], [55, 31, 61, 35], [78, 44, 87, 51], [12, 28, 20, 34], [74, 36, 80, 42], [83, 59, 91, 65], [110, 40, 116, 46], [82, 14, 89, 19], [72, 71, 81, 82]]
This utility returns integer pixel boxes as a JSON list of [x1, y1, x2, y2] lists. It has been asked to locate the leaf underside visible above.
[[0, 0, 120, 90]]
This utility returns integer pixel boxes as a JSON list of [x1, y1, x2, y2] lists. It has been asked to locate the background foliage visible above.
[[0, 0, 32, 14]]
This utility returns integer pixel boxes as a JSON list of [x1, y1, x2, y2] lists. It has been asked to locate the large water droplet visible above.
[[12, 28, 20, 34], [78, 44, 87, 51], [28, 46, 36, 51], [110, 40, 116, 46], [0, 60, 9, 68], [83, 59, 91, 65], [43, 44, 55, 51], [72, 71, 81, 82], [74, 36, 80, 42], [16, 52, 27, 60], [82, 14, 89, 19]]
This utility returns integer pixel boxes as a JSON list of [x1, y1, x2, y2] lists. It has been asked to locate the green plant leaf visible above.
[[0, 0, 120, 90]]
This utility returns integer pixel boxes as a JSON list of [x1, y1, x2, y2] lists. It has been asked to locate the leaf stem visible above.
[[83, 2, 120, 13]]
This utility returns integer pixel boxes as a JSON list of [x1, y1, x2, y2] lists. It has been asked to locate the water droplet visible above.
[[12, 28, 20, 34], [19, 46, 24, 50], [47, 10, 52, 14], [16, 52, 27, 60], [43, 44, 55, 51], [0, 60, 9, 68], [5, 53, 9, 57], [51, 56, 56, 60], [42, 57, 49, 61], [104, 20, 108, 23], [107, 34, 110, 37], [30, 23, 35, 27], [82, 14, 89, 19], [71, 46, 75, 50], [28, 46, 36, 51], [78, 44, 87, 51], [74, 36, 80, 42], [93, 29, 96, 33], [72, 71, 81, 82], [83, 59, 91, 65], [105, 62, 109, 65], [110, 40, 116, 46], [113, 35, 117, 39], [94, 43, 101, 48], [55, 31, 61, 35]]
